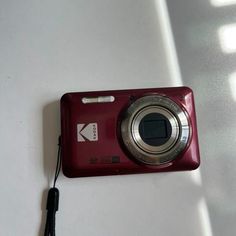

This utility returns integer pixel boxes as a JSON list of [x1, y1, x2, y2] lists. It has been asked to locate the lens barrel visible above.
[[121, 95, 190, 165]]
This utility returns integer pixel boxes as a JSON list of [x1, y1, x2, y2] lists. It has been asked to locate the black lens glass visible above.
[[141, 120, 167, 139], [139, 113, 172, 146]]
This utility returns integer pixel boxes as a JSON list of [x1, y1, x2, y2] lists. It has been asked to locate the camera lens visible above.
[[131, 106, 179, 155], [121, 95, 190, 165], [138, 113, 172, 146]]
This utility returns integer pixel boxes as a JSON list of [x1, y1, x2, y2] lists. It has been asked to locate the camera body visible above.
[[60, 87, 200, 178]]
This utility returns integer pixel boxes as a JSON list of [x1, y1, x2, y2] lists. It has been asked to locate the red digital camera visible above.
[[60, 87, 200, 177]]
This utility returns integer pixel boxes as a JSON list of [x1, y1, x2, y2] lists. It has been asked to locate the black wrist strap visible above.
[[44, 188, 59, 236], [44, 137, 62, 236]]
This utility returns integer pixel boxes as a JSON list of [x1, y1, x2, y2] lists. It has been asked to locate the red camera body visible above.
[[60, 87, 200, 178]]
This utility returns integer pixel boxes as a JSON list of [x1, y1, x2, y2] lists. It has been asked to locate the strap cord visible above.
[[44, 136, 62, 236]]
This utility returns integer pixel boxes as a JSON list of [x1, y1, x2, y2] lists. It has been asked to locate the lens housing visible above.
[[121, 95, 190, 165]]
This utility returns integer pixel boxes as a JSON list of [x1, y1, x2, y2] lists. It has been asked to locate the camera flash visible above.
[[82, 96, 115, 104]]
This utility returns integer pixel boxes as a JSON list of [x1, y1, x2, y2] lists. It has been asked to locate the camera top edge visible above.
[[60, 86, 193, 101]]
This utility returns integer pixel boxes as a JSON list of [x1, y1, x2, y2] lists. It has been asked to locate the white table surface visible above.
[[0, 0, 235, 235]]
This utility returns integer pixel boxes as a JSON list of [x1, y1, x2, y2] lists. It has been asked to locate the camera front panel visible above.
[[60, 87, 200, 177]]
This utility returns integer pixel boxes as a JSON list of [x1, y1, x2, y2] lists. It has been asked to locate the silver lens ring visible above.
[[132, 106, 179, 154], [121, 95, 190, 165]]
